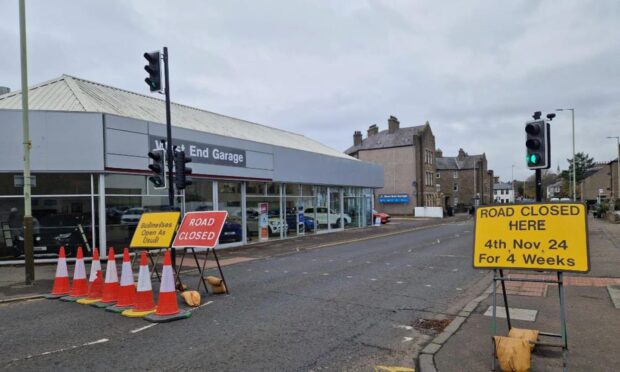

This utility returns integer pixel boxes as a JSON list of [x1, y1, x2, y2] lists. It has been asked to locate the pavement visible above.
[[0, 214, 469, 303], [424, 216, 620, 372]]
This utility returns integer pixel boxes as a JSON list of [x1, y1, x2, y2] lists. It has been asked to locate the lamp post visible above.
[[607, 136, 620, 201], [511, 164, 515, 203], [556, 108, 576, 201]]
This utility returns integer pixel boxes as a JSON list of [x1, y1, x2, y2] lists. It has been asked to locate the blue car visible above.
[[218, 220, 242, 243]]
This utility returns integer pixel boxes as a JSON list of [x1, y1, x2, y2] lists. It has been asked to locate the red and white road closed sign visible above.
[[172, 211, 228, 248]]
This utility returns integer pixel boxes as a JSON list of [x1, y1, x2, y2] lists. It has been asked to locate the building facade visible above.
[[345, 116, 440, 215], [581, 159, 618, 203], [436, 148, 494, 209], [493, 182, 514, 204], [0, 75, 383, 258]]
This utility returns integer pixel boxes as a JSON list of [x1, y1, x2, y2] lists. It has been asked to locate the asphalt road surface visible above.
[[1, 220, 490, 371]]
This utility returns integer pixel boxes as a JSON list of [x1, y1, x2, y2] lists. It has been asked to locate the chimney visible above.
[[367, 124, 379, 137], [0, 86, 9, 95], [353, 131, 362, 146], [436, 148, 443, 158], [388, 115, 400, 133], [457, 148, 467, 159]]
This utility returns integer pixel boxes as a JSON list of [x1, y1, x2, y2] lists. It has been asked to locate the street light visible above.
[[556, 108, 576, 201], [511, 164, 515, 202], [607, 136, 620, 201]]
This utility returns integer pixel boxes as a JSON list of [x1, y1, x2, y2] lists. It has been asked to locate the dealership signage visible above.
[[473, 203, 589, 273], [172, 211, 228, 248], [150, 136, 246, 168], [378, 194, 410, 203]]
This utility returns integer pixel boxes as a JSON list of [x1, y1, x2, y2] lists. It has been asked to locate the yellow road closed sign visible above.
[[473, 203, 589, 273], [130, 211, 181, 248]]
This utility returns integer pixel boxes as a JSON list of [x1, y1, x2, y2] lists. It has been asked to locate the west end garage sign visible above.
[[150, 136, 246, 168]]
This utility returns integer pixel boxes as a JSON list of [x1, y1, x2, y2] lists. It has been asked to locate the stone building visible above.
[[435, 148, 494, 209], [345, 116, 440, 215], [581, 159, 618, 203]]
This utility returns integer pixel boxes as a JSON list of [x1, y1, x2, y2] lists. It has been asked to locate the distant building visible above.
[[546, 180, 563, 199], [345, 116, 440, 214], [581, 159, 618, 203], [436, 148, 494, 209], [493, 182, 514, 204]]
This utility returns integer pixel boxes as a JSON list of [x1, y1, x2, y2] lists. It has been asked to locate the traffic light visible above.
[[148, 148, 167, 189], [525, 119, 550, 169], [143, 51, 162, 92], [174, 150, 193, 190]]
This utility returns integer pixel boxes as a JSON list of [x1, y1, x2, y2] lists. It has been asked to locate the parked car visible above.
[[120, 207, 149, 225], [304, 207, 351, 227], [372, 210, 391, 224], [218, 220, 243, 244]]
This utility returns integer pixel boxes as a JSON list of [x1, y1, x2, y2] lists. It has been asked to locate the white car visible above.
[[120, 207, 149, 225], [304, 207, 351, 226]]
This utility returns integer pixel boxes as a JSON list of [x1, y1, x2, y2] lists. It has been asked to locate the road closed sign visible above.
[[172, 211, 228, 248], [130, 211, 181, 248], [473, 203, 589, 273]]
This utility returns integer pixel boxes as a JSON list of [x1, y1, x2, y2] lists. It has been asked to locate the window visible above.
[[425, 172, 433, 186], [436, 172, 440, 179], [453, 183, 459, 191], [453, 171, 458, 179], [424, 150, 434, 164]]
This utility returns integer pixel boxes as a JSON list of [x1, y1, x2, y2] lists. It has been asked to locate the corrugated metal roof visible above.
[[0, 75, 354, 160]]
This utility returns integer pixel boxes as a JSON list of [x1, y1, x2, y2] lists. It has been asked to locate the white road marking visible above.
[[13, 338, 109, 362], [428, 266, 434, 269], [452, 268, 458, 272], [346, 276, 353, 279], [188, 300, 214, 313], [425, 284, 432, 287], [406, 264, 412, 267], [439, 254, 456, 258], [456, 288, 463, 291], [395, 325, 413, 330], [283, 270, 288, 274], [385, 262, 391, 265], [396, 281, 404, 284], [347, 260, 352, 263], [402, 337, 413, 342], [366, 261, 371, 264], [370, 278, 377, 281], [131, 324, 157, 334], [407, 249, 412, 252], [329, 259, 334, 262], [302, 272, 308, 275], [322, 273, 329, 276]]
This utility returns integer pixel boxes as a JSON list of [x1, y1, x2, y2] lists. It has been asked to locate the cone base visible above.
[[144, 310, 191, 323], [45, 294, 65, 300], [90, 301, 114, 309], [105, 304, 133, 313], [77, 298, 101, 305], [60, 296, 84, 302], [122, 308, 156, 318]]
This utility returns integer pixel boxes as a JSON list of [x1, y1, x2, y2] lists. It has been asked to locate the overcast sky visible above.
[[1, 0, 619, 181]]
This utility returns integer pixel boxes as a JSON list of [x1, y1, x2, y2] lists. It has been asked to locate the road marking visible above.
[[395, 325, 413, 330], [370, 278, 377, 281], [428, 266, 434, 269], [385, 262, 391, 265], [12, 338, 109, 362], [439, 254, 456, 257], [452, 268, 458, 272], [402, 337, 414, 342], [396, 281, 404, 284], [131, 324, 157, 334], [346, 275, 353, 279], [283, 270, 288, 274], [406, 264, 412, 267], [425, 284, 432, 287], [264, 270, 270, 273], [456, 287, 463, 291], [302, 272, 308, 275], [366, 261, 372, 264], [347, 260, 353, 263], [322, 273, 329, 276], [188, 300, 214, 313]]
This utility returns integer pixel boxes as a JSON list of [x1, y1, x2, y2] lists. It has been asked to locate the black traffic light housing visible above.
[[143, 51, 162, 92], [174, 150, 193, 190], [148, 148, 167, 189], [525, 119, 551, 170]]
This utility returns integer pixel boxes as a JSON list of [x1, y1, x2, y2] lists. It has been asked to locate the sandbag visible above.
[[206, 276, 226, 294], [180, 290, 201, 307], [508, 328, 539, 351], [493, 336, 531, 372], [207, 276, 223, 286]]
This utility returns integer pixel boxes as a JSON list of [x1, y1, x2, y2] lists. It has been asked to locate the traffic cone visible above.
[[47, 246, 70, 299], [91, 247, 118, 308], [145, 249, 191, 323], [77, 247, 103, 305], [106, 248, 136, 313], [122, 250, 156, 318], [61, 246, 88, 302]]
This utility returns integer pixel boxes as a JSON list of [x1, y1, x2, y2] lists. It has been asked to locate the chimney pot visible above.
[[388, 116, 400, 133], [353, 131, 362, 146], [367, 124, 379, 137]]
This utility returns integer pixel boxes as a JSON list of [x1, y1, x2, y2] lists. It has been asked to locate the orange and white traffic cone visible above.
[[145, 249, 191, 323], [47, 246, 70, 299], [91, 247, 119, 308], [122, 250, 156, 318], [78, 247, 103, 304], [61, 246, 88, 302], [106, 248, 136, 313]]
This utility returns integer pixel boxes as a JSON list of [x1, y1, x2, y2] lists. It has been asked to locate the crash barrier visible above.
[[473, 203, 589, 370]]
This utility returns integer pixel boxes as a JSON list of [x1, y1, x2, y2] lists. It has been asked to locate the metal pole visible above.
[[571, 109, 576, 201], [499, 269, 512, 331], [491, 269, 497, 371], [163, 47, 174, 208], [511, 165, 515, 202], [19, 0, 34, 284], [536, 169, 542, 202], [557, 271, 568, 369], [473, 161, 477, 207]]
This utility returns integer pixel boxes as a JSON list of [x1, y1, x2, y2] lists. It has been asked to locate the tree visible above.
[[561, 152, 595, 184]]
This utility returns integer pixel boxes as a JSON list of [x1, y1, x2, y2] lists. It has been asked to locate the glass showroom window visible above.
[[217, 181, 243, 246], [0, 173, 97, 259], [299, 184, 316, 235], [284, 183, 305, 238], [344, 187, 363, 229], [329, 187, 344, 230], [245, 182, 284, 243]]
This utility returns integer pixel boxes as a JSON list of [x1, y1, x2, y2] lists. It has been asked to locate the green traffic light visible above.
[[526, 153, 539, 165]]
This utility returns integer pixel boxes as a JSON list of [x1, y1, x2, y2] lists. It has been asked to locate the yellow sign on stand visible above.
[[473, 203, 589, 273], [130, 211, 181, 248]]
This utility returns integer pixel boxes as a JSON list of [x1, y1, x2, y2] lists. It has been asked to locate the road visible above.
[[1, 220, 490, 371]]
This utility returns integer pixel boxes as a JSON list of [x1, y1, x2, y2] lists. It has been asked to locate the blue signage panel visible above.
[[378, 194, 410, 203]]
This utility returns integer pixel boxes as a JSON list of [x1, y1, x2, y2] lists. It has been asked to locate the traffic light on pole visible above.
[[143, 51, 162, 92], [174, 150, 193, 190], [525, 119, 550, 169], [148, 148, 167, 189]]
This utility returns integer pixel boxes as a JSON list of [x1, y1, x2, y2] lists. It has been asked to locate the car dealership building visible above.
[[0, 75, 383, 257]]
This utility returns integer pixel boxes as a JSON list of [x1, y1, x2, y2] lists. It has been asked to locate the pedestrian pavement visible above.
[[424, 216, 620, 371], [0, 214, 470, 303]]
